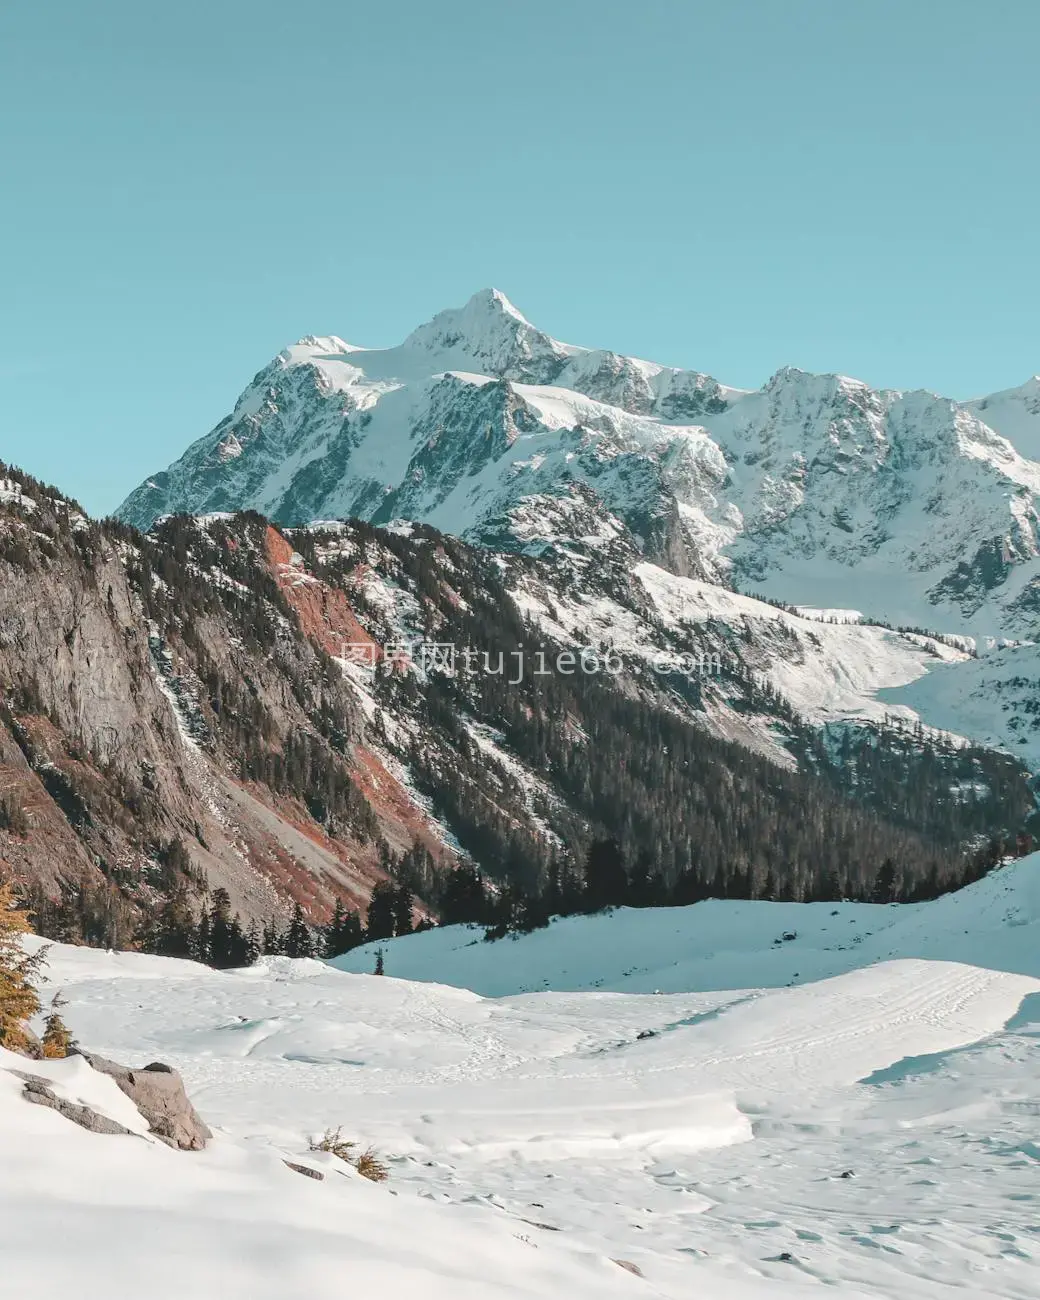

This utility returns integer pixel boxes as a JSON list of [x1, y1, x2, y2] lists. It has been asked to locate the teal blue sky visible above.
[[1, 0, 1038, 515]]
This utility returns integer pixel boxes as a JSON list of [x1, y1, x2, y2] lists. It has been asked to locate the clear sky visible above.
[[1, 0, 1038, 515]]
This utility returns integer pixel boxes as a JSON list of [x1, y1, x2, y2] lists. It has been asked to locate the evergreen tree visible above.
[[156, 836, 195, 893], [40, 992, 75, 1059], [325, 899, 364, 957], [325, 898, 346, 956], [584, 838, 628, 912], [262, 918, 285, 956], [244, 919, 262, 965], [285, 903, 315, 959], [194, 908, 211, 966], [366, 880, 398, 941], [208, 888, 235, 968], [872, 858, 898, 904], [627, 850, 664, 908], [0, 879, 43, 1053], [393, 885, 414, 937], [439, 865, 490, 925]]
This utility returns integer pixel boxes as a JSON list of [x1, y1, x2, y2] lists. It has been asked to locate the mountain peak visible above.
[[396, 288, 569, 381], [478, 287, 531, 324], [403, 289, 546, 352]]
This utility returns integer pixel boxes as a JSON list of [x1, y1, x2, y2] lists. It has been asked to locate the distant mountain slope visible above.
[[881, 640, 1040, 769], [118, 290, 1040, 636], [3, 462, 1032, 944]]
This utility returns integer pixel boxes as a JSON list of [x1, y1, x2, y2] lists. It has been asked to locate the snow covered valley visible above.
[[5, 858, 1040, 1299]]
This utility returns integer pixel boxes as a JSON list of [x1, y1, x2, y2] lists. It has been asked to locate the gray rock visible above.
[[17, 1072, 138, 1138], [72, 1051, 212, 1151], [613, 1260, 644, 1278], [283, 1160, 325, 1181]]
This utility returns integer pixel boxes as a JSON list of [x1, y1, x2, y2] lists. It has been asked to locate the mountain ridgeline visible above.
[[0, 457, 1034, 957], [118, 289, 1040, 638]]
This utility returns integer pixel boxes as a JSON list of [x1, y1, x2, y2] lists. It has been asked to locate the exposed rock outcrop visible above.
[[72, 1051, 212, 1150], [17, 1072, 138, 1137]]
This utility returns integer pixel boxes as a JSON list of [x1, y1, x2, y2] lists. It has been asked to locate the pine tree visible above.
[[326, 898, 346, 955], [873, 858, 898, 904], [227, 915, 250, 967], [194, 908, 211, 965], [208, 888, 235, 968], [439, 865, 489, 925], [40, 991, 75, 1059], [393, 885, 414, 937], [584, 838, 628, 912], [325, 899, 364, 957], [0, 879, 43, 1054], [244, 920, 262, 965], [152, 890, 197, 959], [285, 903, 315, 959], [156, 836, 194, 893], [262, 918, 285, 956], [627, 850, 663, 908], [366, 880, 397, 941]]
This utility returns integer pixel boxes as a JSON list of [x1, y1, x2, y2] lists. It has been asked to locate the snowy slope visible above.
[[334, 853, 1040, 995], [882, 641, 1040, 769], [506, 548, 975, 765], [10, 857, 1040, 1300], [966, 376, 1040, 461], [118, 290, 1040, 637], [0, 1046, 645, 1300]]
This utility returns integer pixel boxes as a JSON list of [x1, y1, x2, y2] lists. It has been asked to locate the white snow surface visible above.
[[6, 857, 1040, 1299]]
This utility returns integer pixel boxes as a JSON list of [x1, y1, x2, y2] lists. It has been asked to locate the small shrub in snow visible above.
[[353, 1148, 390, 1183], [311, 1126, 390, 1182]]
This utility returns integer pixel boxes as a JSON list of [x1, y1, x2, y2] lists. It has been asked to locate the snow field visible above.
[[5, 855, 1039, 1298]]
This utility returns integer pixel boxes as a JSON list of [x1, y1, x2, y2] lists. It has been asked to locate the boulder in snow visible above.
[[72, 1051, 212, 1151]]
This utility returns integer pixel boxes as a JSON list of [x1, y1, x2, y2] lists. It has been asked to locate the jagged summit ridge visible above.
[[117, 292, 1040, 635]]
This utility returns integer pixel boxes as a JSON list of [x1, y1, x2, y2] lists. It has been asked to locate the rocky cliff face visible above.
[[0, 469, 460, 939]]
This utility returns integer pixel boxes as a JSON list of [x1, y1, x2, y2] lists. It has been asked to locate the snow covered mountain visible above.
[[118, 290, 1040, 636]]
